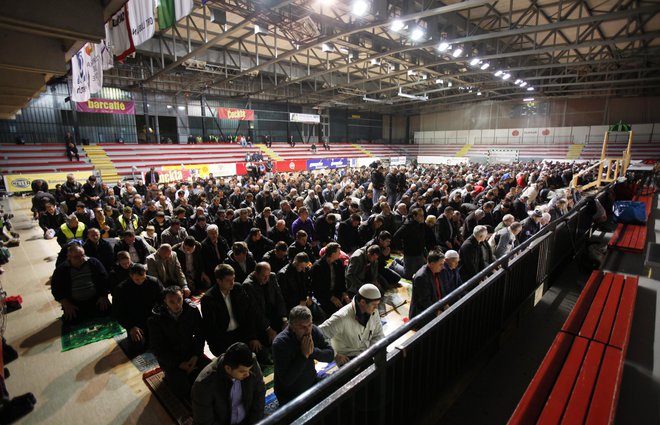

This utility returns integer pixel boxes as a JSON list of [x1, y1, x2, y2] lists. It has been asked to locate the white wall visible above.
[[415, 123, 660, 145]]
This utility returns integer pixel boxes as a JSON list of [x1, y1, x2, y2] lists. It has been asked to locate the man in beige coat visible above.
[[147, 244, 190, 298]]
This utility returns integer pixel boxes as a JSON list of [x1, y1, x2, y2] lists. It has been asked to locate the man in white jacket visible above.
[[319, 284, 385, 366]]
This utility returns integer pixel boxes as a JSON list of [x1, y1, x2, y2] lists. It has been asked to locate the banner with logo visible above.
[[274, 159, 307, 173], [307, 158, 348, 170], [76, 99, 135, 114], [390, 156, 407, 166], [162, 163, 237, 177], [150, 168, 192, 184], [289, 113, 320, 123], [417, 156, 469, 165], [218, 107, 255, 121], [127, 0, 156, 47], [71, 47, 90, 102], [106, 5, 136, 61], [86, 43, 103, 94], [3, 172, 90, 193]]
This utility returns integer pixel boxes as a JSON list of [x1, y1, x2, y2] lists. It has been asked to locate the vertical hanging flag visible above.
[[157, 0, 175, 30], [127, 0, 156, 47], [174, 0, 193, 20], [158, 0, 193, 30], [100, 39, 114, 71], [71, 47, 90, 102], [106, 5, 135, 61], [86, 43, 103, 94]]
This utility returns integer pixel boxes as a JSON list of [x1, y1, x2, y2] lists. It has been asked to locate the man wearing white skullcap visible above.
[[318, 283, 385, 366]]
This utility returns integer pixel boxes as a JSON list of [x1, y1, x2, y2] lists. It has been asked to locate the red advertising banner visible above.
[[217, 107, 254, 121], [275, 159, 307, 172], [75, 99, 135, 114], [148, 169, 192, 184]]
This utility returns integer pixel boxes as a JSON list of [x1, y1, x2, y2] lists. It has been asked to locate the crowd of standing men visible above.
[[31, 158, 601, 424]]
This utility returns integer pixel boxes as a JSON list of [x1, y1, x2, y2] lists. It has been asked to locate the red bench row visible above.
[[608, 191, 652, 253], [509, 271, 638, 425]]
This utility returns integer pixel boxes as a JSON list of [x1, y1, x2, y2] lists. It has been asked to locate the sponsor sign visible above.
[[274, 159, 307, 172], [162, 163, 237, 177], [390, 156, 407, 166], [523, 128, 539, 137], [153, 169, 192, 184], [3, 171, 90, 193], [76, 99, 135, 114], [417, 156, 469, 165], [307, 158, 348, 170], [349, 157, 380, 168], [289, 113, 320, 123], [218, 107, 254, 121]]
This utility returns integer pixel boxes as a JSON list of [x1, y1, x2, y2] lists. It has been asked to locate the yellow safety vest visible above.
[[118, 215, 139, 231], [60, 222, 86, 240]]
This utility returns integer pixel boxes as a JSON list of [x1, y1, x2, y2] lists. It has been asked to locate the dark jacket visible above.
[[173, 241, 207, 289], [409, 264, 453, 319], [113, 275, 163, 331], [345, 248, 379, 294], [51, 257, 109, 302], [191, 354, 265, 425], [314, 216, 336, 247], [231, 217, 254, 242], [200, 284, 255, 356], [225, 252, 256, 285], [246, 235, 275, 262], [459, 235, 485, 283], [440, 263, 463, 297], [148, 300, 205, 371], [262, 249, 289, 274], [114, 238, 150, 264], [83, 238, 114, 273], [436, 215, 455, 248], [272, 325, 334, 405], [89, 216, 117, 238], [200, 236, 231, 280], [188, 223, 209, 243], [336, 220, 360, 253], [287, 241, 318, 264], [255, 214, 276, 235], [520, 217, 541, 243], [243, 272, 288, 333], [393, 219, 426, 256], [39, 209, 66, 232], [268, 227, 293, 246], [277, 263, 312, 312], [310, 257, 347, 313]]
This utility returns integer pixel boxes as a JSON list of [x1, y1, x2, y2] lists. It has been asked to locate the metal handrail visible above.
[[260, 182, 614, 424]]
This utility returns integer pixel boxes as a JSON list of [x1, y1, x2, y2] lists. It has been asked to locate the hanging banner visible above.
[[289, 113, 320, 123], [106, 5, 136, 61], [3, 171, 90, 193], [218, 107, 254, 121], [86, 43, 103, 94], [100, 39, 114, 70], [307, 158, 348, 170], [127, 0, 156, 47], [75, 99, 136, 114], [70, 47, 90, 102], [275, 159, 307, 173]]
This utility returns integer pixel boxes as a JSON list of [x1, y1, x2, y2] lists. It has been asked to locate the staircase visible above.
[[351, 143, 373, 157], [456, 144, 473, 157], [83, 145, 121, 183], [258, 144, 282, 161], [566, 144, 585, 160]]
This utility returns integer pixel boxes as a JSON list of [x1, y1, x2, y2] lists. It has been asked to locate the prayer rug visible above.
[[142, 368, 193, 425], [60, 317, 124, 352]]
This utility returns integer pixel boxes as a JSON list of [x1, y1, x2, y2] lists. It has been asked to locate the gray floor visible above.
[[439, 192, 660, 425]]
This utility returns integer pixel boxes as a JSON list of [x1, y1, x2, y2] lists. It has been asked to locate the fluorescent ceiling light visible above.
[[363, 96, 387, 103], [254, 25, 267, 35], [523, 97, 534, 102], [469, 58, 480, 66], [477, 92, 482, 96], [166, 105, 172, 109], [177, 106, 185, 110], [438, 42, 450, 52], [421, 73, 427, 80], [391, 20, 405, 32], [410, 27, 425, 41], [520, 82, 528, 87], [322, 43, 334, 52], [452, 47, 463, 58], [480, 62, 490, 70], [447, 81, 452, 87], [502, 73, 511, 80], [527, 86, 535, 91], [407, 70, 417, 76], [352, 0, 368, 16], [494, 70, 503, 77], [435, 79, 443, 84], [370, 58, 381, 66], [514, 79, 522, 84]]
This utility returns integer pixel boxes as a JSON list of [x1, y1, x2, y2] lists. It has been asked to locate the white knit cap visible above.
[[358, 284, 381, 300], [445, 250, 459, 259]]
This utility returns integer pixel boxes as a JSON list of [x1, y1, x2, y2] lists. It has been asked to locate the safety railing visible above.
[[260, 183, 612, 425]]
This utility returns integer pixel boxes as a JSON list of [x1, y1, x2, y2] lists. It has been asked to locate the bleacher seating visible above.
[[608, 186, 654, 253], [509, 271, 638, 425], [1, 144, 92, 174], [581, 139, 660, 161]]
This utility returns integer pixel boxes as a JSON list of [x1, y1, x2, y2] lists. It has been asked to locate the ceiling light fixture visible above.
[[410, 27, 425, 41], [527, 86, 535, 91], [447, 81, 452, 87], [452, 47, 463, 58], [435, 79, 443, 84], [523, 97, 534, 102], [520, 82, 528, 87], [494, 70, 503, 77], [370, 58, 380, 66], [502, 73, 511, 80], [352, 0, 368, 17], [177, 106, 185, 110], [514, 79, 521, 85], [469, 58, 480, 66], [438, 42, 450, 52], [477, 92, 482, 96], [391, 20, 405, 32], [321, 43, 334, 52], [480, 62, 490, 70]]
